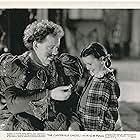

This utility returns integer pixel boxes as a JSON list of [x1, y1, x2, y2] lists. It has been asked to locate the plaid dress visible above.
[[77, 70, 120, 131]]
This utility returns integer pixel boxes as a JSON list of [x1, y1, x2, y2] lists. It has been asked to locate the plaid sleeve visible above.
[[84, 80, 116, 130], [70, 111, 81, 125], [108, 81, 120, 122]]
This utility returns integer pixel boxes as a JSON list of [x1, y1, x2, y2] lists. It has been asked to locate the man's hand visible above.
[[49, 85, 72, 101]]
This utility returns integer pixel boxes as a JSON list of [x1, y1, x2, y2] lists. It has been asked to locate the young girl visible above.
[[77, 42, 120, 131]]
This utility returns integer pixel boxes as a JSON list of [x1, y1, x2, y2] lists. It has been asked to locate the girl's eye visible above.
[[87, 63, 92, 66]]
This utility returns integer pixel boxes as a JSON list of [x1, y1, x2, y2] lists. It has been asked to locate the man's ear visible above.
[[33, 41, 38, 50]]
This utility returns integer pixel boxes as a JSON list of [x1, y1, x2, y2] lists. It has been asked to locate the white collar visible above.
[[93, 68, 113, 79]]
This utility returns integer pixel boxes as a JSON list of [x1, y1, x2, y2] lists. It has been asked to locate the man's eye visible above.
[[49, 45, 55, 49]]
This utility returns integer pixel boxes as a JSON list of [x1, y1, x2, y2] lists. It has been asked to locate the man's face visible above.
[[35, 34, 60, 64]]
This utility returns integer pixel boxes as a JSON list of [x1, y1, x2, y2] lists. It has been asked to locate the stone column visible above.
[[36, 9, 48, 21], [130, 10, 140, 57]]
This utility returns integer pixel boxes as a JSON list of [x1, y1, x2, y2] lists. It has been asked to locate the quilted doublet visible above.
[[0, 53, 45, 91], [26, 76, 46, 90]]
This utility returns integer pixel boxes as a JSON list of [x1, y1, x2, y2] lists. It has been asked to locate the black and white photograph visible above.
[[0, 5, 140, 134]]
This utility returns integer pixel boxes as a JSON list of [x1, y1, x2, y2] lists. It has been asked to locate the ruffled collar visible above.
[[92, 68, 113, 79]]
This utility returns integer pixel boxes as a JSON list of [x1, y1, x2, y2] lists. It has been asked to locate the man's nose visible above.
[[86, 66, 90, 70]]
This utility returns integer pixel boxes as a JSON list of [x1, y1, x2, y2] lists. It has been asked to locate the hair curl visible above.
[[23, 20, 64, 50]]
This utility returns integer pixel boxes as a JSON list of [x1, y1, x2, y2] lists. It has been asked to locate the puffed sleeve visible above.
[[108, 81, 120, 122], [0, 53, 48, 114], [0, 53, 18, 92]]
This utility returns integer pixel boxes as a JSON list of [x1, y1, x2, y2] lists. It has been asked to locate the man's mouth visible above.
[[48, 57, 53, 61]]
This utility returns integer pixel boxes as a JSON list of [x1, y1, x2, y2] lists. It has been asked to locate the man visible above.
[[0, 20, 82, 131]]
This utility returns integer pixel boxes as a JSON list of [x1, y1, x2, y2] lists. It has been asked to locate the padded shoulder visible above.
[[0, 53, 27, 77], [0, 53, 17, 64]]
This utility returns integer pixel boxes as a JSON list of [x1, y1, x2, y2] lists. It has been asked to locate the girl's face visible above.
[[34, 34, 60, 64], [82, 55, 102, 75]]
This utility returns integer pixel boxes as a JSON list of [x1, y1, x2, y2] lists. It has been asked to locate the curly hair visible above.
[[23, 20, 64, 50]]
